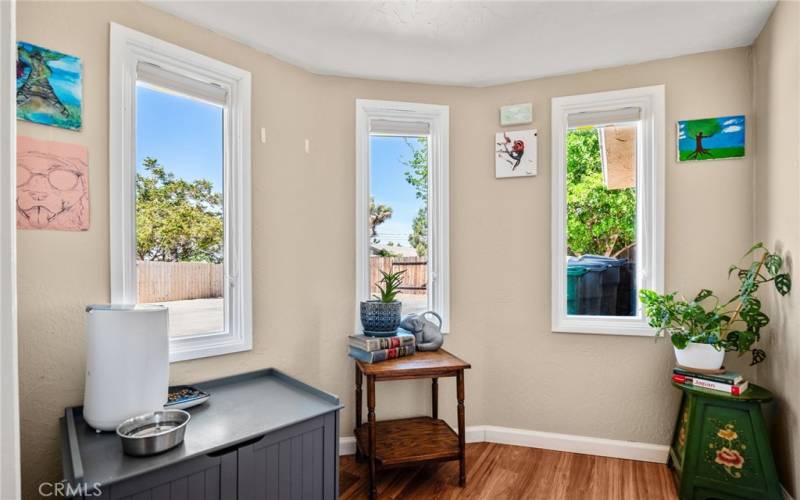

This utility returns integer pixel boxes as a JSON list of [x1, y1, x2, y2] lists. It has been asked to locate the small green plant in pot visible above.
[[360, 270, 405, 336], [640, 243, 791, 370]]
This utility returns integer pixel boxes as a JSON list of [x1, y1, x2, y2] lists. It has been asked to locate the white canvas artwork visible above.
[[495, 129, 537, 178], [500, 103, 533, 126]]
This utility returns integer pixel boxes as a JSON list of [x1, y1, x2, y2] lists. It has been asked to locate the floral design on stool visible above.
[[707, 422, 747, 478]]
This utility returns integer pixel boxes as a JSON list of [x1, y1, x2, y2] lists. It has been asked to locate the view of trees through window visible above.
[[136, 158, 223, 263], [135, 82, 225, 337], [369, 136, 429, 316], [566, 126, 637, 317]]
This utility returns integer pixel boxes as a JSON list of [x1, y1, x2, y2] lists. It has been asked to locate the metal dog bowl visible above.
[[116, 410, 190, 456]]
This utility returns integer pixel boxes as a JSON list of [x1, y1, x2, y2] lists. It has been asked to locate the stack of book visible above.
[[348, 331, 416, 363], [672, 367, 749, 396]]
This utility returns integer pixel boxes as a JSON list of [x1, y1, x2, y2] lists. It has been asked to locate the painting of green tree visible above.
[[678, 115, 745, 162]]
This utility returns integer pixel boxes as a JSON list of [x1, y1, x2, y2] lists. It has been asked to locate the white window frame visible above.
[[551, 85, 665, 336], [355, 99, 450, 332], [109, 23, 252, 362]]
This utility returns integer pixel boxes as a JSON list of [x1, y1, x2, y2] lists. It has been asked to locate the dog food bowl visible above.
[[116, 409, 190, 456]]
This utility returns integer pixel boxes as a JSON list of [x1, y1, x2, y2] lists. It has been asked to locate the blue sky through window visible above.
[[370, 136, 426, 247], [136, 84, 224, 190]]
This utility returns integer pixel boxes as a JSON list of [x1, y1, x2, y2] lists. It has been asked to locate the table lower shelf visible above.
[[354, 416, 461, 468]]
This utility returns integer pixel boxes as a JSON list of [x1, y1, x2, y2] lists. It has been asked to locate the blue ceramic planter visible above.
[[360, 300, 401, 334]]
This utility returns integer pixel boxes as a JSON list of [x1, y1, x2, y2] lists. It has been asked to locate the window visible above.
[[110, 24, 252, 362], [355, 100, 450, 332], [369, 134, 429, 317], [551, 86, 665, 335]]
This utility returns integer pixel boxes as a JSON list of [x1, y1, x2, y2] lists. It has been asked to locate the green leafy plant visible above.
[[639, 243, 791, 365], [374, 270, 405, 303]]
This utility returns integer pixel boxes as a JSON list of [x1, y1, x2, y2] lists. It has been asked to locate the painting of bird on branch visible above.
[[496, 129, 537, 178]]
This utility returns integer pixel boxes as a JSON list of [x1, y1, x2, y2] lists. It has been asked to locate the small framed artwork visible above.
[[496, 129, 537, 178], [17, 136, 89, 231], [500, 103, 533, 126], [17, 41, 83, 130], [677, 115, 745, 162]]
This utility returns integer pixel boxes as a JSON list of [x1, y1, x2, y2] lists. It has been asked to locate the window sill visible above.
[[552, 317, 655, 337], [169, 333, 252, 363]]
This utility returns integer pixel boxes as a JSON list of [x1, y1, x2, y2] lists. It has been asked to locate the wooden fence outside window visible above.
[[137, 260, 224, 303], [370, 256, 428, 295], [137, 256, 427, 303]]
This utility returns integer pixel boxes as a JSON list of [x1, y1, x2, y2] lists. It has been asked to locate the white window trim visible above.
[[109, 23, 252, 362], [551, 85, 665, 336], [355, 99, 450, 333]]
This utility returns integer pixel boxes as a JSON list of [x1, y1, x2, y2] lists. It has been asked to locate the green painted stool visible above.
[[669, 381, 782, 500]]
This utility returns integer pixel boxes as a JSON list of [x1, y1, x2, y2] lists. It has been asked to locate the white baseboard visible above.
[[782, 484, 794, 500], [340, 436, 357, 456], [477, 425, 669, 463], [464, 425, 485, 444], [340, 424, 669, 464]]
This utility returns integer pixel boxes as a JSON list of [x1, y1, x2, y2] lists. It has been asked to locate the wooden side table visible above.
[[669, 381, 782, 500], [353, 349, 471, 500]]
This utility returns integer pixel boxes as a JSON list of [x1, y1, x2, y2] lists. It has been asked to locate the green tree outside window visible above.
[[566, 128, 636, 257], [136, 157, 223, 263]]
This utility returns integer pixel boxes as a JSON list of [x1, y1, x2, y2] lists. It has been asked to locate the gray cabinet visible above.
[[98, 452, 237, 500], [61, 369, 341, 500], [238, 413, 338, 500]]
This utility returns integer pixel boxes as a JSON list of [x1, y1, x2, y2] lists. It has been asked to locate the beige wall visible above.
[[753, 1, 800, 496], [18, 1, 757, 497]]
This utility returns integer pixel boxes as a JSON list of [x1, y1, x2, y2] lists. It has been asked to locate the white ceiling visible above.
[[146, 1, 776, 87]]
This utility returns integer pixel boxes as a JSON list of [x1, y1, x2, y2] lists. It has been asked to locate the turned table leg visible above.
[[367, 375, 377, 500], [457, 370, 466, 487], [355, 364, 363, 461], [432, 377, 438, 419]]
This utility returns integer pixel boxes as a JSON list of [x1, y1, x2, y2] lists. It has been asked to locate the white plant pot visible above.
[[673, 341, 725, 371]]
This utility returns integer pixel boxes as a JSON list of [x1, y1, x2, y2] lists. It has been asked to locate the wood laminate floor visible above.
[[340, 442, 678, 499]]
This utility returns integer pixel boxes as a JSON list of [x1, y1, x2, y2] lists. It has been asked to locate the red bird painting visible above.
[[495, 129, 537, 178], [497, 132, 526, 170]]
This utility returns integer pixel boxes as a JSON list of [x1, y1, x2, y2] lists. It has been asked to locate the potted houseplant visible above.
[[360, 270, 405, 336], [640, 243, 791, 370]]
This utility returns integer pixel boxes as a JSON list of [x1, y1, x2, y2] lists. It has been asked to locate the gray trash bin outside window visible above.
[[567, 255, 628, 316], [567, 257, 607, 315], [617, 260, 637, 316]]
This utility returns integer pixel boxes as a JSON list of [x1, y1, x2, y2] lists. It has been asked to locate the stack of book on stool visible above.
[[672, 366, 749, 396], [348, 331, 416, 363]]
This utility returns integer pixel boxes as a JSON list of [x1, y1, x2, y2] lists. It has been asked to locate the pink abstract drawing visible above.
[[17, 136, 89, 230]]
